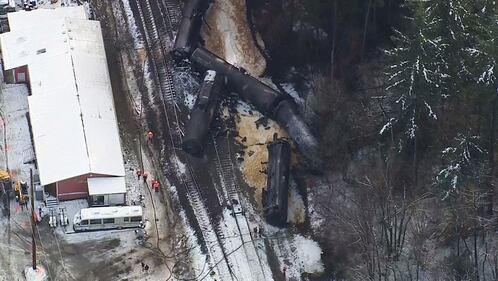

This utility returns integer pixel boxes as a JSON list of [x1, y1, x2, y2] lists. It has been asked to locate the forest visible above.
[[250, 0, 497, 279]]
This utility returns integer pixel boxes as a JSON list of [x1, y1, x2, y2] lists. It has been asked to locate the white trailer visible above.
[[73, 206, 143, 232]]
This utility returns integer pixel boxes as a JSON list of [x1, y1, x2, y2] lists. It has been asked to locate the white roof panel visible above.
[[0, 20, 69, 69], [1, 8, 125, 185], [80, 206, 143, 220], [87, 177, 126, 195], [27, 54, 75, 96], [28, 92, 89, 185], [7, 7, 86, 31]]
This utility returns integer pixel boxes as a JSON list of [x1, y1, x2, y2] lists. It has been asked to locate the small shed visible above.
[[87, 177, 126, 207]]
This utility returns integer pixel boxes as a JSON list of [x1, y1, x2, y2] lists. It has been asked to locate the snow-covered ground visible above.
[[119, 0, 145, 49], [20, 0, 79, 9], [218, 207, 273, 280], [111, 0, 155, 118], [281, 83, 305, 107], [0, 83, 35, 181], [288, 180, 305, 224], [0, 82, 36, 281], [265, 224, 325, 279]]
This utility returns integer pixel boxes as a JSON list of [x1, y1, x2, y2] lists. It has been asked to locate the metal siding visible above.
[[108, 193, 125, 205], [57, 173, 114, 201]]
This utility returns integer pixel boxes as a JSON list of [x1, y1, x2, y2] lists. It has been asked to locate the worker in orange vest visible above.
[[147, 131, 154, 142], [152, 180, 161, 192]]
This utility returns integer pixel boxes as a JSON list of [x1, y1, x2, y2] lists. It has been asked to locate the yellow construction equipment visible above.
[[0, 169, 12, 194], [15, 180, 28, 205], [0, 170, 9, 180]]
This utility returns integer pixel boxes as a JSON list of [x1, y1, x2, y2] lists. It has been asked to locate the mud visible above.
[[201, 0, 266, 76], [234, 111, 287, 207]]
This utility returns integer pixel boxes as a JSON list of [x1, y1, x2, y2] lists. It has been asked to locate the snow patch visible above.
[[121, 0, 145, 48], [184, 92, 197, 110], [287, 182, 305, 224], [281, 83, 305, 106], [291, 235, 325, 274], [172, 155, 187, 174], [173, 67, 201, 110], [0, 84, 35, 182], [236, 100, 256, 115], [178, 209, 213, 280], [218, 208, 271, 280], [24, 266, 48, 281], [380, 118, 396, 135], [265, 225, 325, 279]]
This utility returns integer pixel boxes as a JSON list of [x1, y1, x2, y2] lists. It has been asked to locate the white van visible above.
[[73, 206, 143, 232]]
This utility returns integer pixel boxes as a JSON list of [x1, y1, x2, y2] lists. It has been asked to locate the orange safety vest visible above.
[[152, 180, 160, 189]]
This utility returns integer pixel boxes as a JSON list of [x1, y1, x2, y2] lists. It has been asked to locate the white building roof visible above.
[[6, 6, 87, 31], [0, 7, 125, 185], [79, 206, 143, 220], [87, 177, 126, 196]]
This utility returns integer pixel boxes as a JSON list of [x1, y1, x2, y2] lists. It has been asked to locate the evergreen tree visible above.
[[467, 2, 498, 215], [381, 2, 444, 152], [430, 0, 487, 95], [437, 134, 487, 200]]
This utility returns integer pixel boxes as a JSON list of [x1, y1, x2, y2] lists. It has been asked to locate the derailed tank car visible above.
[[190, 47, 289, 115], [190, 47, 322, 170], [182, 70, 223, 156], [262, 136, 291, 226], [172, 0, 210, 59]]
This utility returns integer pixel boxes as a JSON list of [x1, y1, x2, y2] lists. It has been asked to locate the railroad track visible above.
[[133, 0, 235, 279], [131, 0, 233, 280], [154, 0, 272, 279], [212, 135, 237, 205], [157, 0, 183, 34], [132, 0, 274, 279], [212, 133, 271, 281]]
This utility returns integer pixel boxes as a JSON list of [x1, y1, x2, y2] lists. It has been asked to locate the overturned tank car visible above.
[[190, 47, 322, 171], [171, 0, 210, 59], [262, 136, 291, 225], [182, 70, 223, 156], [190, 47, 288, 115]]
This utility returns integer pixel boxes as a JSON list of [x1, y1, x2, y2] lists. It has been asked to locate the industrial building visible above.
[[0, 7, 126, 201]]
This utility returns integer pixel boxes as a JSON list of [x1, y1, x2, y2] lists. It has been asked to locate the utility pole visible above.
[[138, 53, 148, 173], [29, 168, 36, 270]]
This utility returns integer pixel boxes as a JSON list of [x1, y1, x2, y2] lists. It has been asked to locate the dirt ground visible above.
[[201, 0, 266, 77]]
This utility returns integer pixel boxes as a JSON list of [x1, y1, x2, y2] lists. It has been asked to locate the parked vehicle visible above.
[[73, 206, 143, 232], [14, 180, 28, 204], [0, 170, 12, 194]]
